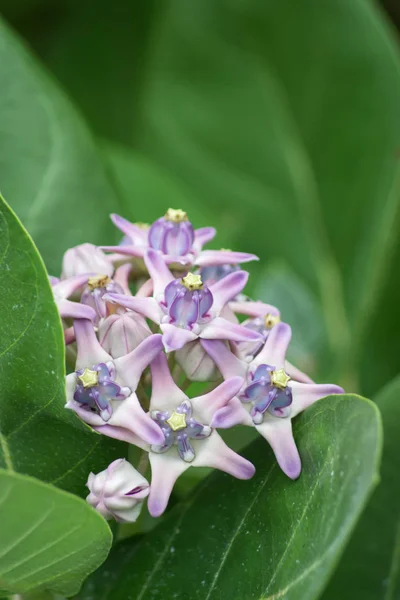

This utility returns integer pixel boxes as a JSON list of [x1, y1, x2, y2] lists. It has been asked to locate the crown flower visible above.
[[100, 210, 259, 269], [201, 323, 343, 479], [52, 207, 344, 523], [104, 249, 264, 353]]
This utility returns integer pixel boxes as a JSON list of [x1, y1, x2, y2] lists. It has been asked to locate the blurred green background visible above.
[[0, 0, 400, 399]]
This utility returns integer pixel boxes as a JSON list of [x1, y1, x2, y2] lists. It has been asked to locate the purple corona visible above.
[[74, 361, 131, 421], [240, 364, 293, 423], [151, 399, 212, 462], [81, 274, 125, 325], [162, 273, 213, 329], [148, 208, 195, 257]]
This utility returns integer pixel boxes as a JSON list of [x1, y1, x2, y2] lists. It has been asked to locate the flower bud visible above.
[[175, 340, 220, 382], [61, 243, 114, 279], [99, 312, 152, 358], [86, 459, 149, 522]]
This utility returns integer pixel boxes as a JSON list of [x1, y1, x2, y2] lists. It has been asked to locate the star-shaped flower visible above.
[[101, 211, 258, 268], [65, 319, 164, 446], [104, 249, 263, 353], [201, 322, 343, 479], [127, 353, 255, 517]]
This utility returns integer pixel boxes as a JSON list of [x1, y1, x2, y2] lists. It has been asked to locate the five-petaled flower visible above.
[[127, 353, 255, 517], [101, 209, 259, 268], [201, 322, 343, 479], [104, 249, 263, 353], [65, 319, 164, 446]]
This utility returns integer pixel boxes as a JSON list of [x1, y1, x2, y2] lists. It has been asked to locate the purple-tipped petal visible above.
[[193, 227, 216, 251], [150, 353, 188, 411], [201, 317, 264, 343], [200, 339, 247, 380], [193, 377, 244, 422], [195, 432, 255, 480], [211, 398, 252, 429], [285, 361, 314, 384], [209, 271, 249, 315], [101, 244, 145, 258], [115, 334, 163, 391], [229, 300, 280, 319], [144, 249, 174, 297], [256, 322, 292, 369], [110, 395, 165, 446], [113, 264, 132, 295], [104, 293, 161, 324], [291, 381, 344, 417], [53, 273, 94, 299], [58, 299, 97, 322], [160, 324, 197, 352], [74, 319, 112, 369], [110, 213, 148, 245], [195, 250, 259, 267], [92, 424, 146, 446], [256, 418, 301, 479], [148, 453, 188, 517]]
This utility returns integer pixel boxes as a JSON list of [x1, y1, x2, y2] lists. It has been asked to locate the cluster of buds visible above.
[[53, 208, 343, 521]]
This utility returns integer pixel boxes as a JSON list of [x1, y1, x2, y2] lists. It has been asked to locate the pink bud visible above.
[[99, 312, 152, 358], [86, 459, 149, 522], [61, 243, 114, 279], [175, 340, 220, 382]]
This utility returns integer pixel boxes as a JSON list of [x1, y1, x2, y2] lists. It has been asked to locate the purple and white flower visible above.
[[144, 354, 255, 517], [86, 459, 149, 522], [65, 319, 164, 446], [104, 249, 263, 353], [101, 209, 258, 268], [201, 322, 343, 479]]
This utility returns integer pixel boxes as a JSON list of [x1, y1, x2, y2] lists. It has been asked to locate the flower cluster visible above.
[[54, 208, 343, 521]]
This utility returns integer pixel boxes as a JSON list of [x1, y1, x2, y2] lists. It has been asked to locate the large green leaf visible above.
[[0, 469, 111, 597], [0, 17, 123, 275], [130, 0, 400, 393], [36, 0, 400, 393], [77, 395, 381, 600], [0, 195, 124, 495], [323, 376, 400, 600]]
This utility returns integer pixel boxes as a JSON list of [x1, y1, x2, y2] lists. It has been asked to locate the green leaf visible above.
[[323, 376, 400, 600], [129, 0, 400, 392], [0, 17, 123, 274], [77, 395, 381, 600], [0, 195, 125, 495], [18, 0, 400, 390], [0, 469, 111, 597]]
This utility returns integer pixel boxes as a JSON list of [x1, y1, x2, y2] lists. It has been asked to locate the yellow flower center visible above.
[[78, 368, 99, 389], [270, 368, 291, 390], [181, 273, 203, 291], [165, 208, 188, 223], [166, 411, 187, 431]]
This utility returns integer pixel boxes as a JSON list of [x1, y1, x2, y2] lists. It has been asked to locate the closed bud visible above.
[[99, 312, 152, 358], [86, 459, 149, 522], [61, 243, 114, 279], [175, 340, 219, 382]]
